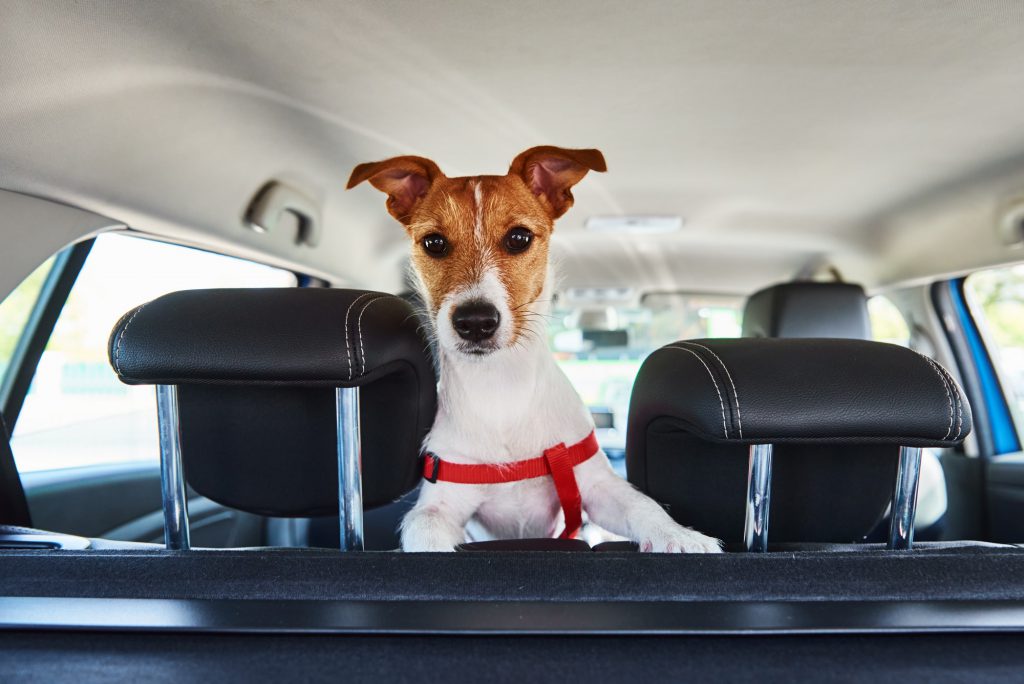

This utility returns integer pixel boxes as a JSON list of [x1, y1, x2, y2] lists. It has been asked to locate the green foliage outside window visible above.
[[0, 258, 54, 379], [967, 266, 1024, 350]]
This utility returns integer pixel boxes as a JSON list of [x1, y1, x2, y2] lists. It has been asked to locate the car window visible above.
[[547, 291, 743, 471], [8, 233, 296, 473], [868, 295, 911, 346], [0, 257, 57, 391], [965, 265, 1024, 423]]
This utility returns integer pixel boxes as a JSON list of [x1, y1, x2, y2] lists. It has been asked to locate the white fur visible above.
[[401, 260, 723, 553], [434, 267, 513, 354], [472, 180, 484, 245]]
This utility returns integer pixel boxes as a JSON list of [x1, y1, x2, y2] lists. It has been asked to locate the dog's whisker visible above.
[[510, 297, 552, 312]]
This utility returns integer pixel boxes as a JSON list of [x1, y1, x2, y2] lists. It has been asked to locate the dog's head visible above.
[[347, 146, 606, 357]]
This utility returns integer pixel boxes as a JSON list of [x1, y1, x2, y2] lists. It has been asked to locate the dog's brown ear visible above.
[[509, 146, 607, 219], [346, 156, 444, 225]]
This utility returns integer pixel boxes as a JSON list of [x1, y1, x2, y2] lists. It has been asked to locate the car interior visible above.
[[3, 2, 1024, 681]]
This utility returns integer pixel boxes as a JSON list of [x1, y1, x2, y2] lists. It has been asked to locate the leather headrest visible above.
[[108, 289, 437, 516], [626, 337, 972, 543], [742, 281, 870, 339], [628, 338, 970, 447], [109, 288, 432, 387]]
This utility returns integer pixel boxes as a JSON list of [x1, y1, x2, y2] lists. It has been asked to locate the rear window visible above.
[[868, 295, 911, 346]]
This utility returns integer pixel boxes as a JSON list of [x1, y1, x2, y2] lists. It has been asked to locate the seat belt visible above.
[[0, 416, 32, 526]]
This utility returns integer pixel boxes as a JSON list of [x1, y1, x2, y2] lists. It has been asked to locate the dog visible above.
[[347, 146, 722, 553]]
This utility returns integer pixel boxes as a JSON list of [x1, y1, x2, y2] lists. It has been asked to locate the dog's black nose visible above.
[[452, 300, 501, 342]]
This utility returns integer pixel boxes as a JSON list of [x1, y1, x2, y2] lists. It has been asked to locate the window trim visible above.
[[0, 239, 93, 430], [935, 277, 1021, 457]]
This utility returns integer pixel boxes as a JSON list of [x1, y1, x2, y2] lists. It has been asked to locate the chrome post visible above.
[[888, 446, 923, 550], [156, 384, 190, 550], [336, 387, 364, 551], [743, 444, 773, 552]]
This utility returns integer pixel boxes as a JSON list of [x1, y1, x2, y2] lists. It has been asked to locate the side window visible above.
[[8, 234, 296, 473], [965, 265, 1024, 421], [868, 295, 911, 346]]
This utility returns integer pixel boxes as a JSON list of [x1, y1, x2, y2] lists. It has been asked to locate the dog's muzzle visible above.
[[451, 299, 500, 344]]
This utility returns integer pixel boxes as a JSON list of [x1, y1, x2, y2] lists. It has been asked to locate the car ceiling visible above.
[[3, 1, 1024, 297]]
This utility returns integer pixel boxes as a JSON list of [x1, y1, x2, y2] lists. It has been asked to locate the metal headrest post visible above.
[[743, 444, 773, 552], [155, 384, 190, 550], [336, 387, 365, 551], [888, 446, 923, 550]]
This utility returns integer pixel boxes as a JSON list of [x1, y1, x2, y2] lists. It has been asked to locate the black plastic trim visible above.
[[4, 547, 1023, 603], [2, 597, 1024, 635], [0, 417, 30, 526], [931, 279, 990, 456]]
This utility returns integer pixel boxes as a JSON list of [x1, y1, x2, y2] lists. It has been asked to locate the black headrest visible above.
[[109, 288, 436, 516], [110, 288, 431, 387], [743, 281, 870, 339], [627, 338, 971, 543], [629, 338, 969, 447]]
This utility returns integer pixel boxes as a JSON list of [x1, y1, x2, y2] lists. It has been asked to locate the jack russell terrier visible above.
[[347, 146, 722, 553]]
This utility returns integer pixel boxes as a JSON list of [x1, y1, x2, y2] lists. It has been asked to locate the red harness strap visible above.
[[421, 431, 599, 539]]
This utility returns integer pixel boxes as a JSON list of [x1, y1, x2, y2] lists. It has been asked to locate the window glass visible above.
[[547, 291, 743, 473], [9, 234, 296, 472], [965, 265, 1024, 420], [0, 258, 56, 389], [868, 295, 911, 346]]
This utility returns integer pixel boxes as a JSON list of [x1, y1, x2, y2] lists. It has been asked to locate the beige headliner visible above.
[[3, 1, 1024, 296]]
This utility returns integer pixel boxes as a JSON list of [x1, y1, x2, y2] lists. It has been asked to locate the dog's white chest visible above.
[[472, 479, 564, 539]]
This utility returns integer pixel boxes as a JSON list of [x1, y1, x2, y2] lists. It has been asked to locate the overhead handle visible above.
[[244, 180, 322, 247]]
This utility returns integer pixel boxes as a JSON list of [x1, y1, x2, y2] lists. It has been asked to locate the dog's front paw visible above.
[[401, 538, 458, 553], [400, 505, 465, 552], [638, 523, 723, 554]]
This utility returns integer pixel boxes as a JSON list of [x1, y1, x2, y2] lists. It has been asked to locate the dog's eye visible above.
[[503, 227, 533, 254], [421, 233, 449, 257]]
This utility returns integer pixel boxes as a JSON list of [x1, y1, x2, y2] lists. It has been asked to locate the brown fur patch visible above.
[[347, 147, 606, 346], [407, 175, 552, 343]]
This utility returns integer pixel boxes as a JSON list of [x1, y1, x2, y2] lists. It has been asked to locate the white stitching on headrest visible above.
[[678, 341, 743, 439], [664, 346, 729, 439], [343, 292, 377, 381], [935, 362, 964, 441], [112, 303, 148, 378], [356, 295, 389, 378], [920, 354, 954, 441]]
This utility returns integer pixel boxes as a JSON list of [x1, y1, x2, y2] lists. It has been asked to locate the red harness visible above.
[[421, 431, 600, 539]]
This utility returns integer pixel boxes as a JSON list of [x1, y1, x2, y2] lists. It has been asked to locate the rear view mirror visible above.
[[582, 329, 629, 349]]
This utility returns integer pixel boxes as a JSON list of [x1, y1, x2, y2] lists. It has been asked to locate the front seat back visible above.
[[109, 288, 436, 549], [627, 338, 970, 548], [630, 281, 902, 546]]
